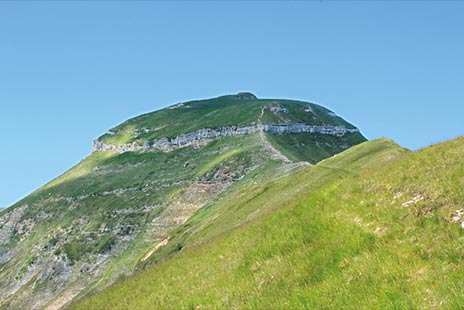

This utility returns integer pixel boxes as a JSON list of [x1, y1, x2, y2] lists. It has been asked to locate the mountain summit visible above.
[[234, 92, 258, 100], [0, 94, 365, 309], [93, 93, 365, 162]]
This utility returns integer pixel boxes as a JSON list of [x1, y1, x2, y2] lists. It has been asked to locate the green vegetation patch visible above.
[[266, 132, 367, 163]]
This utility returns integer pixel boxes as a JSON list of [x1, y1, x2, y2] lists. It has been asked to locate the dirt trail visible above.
[[259, 131, 292, 163], [258, 107, 292, 163], [141, 238, 169, 262], [142, 181, 229, 262]]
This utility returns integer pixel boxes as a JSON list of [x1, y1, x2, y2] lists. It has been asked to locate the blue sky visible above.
[[1, 1, 463, 208]]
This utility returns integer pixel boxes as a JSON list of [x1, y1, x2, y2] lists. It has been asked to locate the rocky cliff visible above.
[[93, 123, 360, 153]]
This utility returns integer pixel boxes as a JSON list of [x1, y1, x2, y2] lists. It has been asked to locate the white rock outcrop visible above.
[[93, 123, 360, 153]]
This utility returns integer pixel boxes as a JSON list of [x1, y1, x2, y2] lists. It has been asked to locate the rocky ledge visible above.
[[93, 123, 359, 153]]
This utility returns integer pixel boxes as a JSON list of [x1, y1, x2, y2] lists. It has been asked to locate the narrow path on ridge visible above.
[[258, 107, 292, 163]]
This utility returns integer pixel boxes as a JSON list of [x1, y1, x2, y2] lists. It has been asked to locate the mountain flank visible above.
[[0, 93, 365, 309]]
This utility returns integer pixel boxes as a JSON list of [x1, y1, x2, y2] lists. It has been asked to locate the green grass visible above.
[[99, 95, 362, 145], [0, 133, 275, 308], [266, 132, 367, 163], [69, 136, 463, 309]]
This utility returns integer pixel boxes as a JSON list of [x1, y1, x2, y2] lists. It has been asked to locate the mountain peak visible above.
[[94, 94, 366, 163], [234, 92, 257, 100]]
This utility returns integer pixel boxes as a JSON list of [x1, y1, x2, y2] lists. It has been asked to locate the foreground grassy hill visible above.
[[0, 94, 365, 309], [73, 136, 464, 309]]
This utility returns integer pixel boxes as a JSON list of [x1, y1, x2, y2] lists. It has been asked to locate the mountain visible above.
[[93, 92, 364, 163], [0, 93, 366, 309], [73, 135, 464, 310]]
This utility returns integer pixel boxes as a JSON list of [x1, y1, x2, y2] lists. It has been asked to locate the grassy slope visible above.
[[73, 137, 464, 309], [266, 132, 366, 164], [0, 134, 272, 309], [99, 95, 359, 145]]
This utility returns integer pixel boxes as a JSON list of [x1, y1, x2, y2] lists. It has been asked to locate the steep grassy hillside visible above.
[[99, 93, 359, 145], [96, 92, 366, 163], [0, 134, 271, 310], [74, 137, 464, 309], [0, 94, 365, 309]]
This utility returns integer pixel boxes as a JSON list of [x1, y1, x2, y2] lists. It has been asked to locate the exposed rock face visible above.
[[269, 107, 288, 113], [168, 103, 186, 109], [0, 205, 26, 244], [93, 140, 142, 153], [38, 255, 72, 284], [235, 92, 258, 100], [93, 123, 360, 153], [263, 124, 358, 136], [304, 106, 313, 113]]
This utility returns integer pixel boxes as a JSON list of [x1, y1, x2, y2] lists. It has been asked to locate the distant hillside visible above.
[[73, 136, 464, 309], [0, 93, 366, 309]]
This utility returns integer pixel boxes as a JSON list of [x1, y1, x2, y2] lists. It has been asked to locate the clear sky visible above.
[[1, 1, 463, 208]]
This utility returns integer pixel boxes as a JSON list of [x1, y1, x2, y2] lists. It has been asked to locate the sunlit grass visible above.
[[71, 137, 464, 309]]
